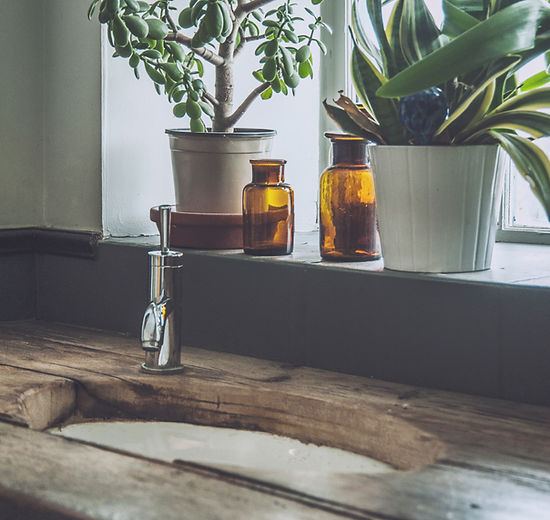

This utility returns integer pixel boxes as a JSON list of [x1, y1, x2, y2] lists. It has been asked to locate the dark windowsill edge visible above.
[[0, 228, 101, 259], [103, 231, 550, 290]]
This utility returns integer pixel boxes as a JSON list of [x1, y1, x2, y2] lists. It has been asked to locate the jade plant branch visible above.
[[90, 0, 328, 133]]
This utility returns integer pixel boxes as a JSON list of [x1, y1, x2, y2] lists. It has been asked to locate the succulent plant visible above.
[[325, 0, 550, 219], [89, 0, 330, 132]]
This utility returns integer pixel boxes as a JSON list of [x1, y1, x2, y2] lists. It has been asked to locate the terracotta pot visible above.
[[369, 145, 506, 273], [150, 207, 243, 250], [166, 128, 276, 214]]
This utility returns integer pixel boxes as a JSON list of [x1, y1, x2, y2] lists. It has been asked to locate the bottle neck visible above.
[[252, 164, 285, 184], [331, 140, 368, 167]]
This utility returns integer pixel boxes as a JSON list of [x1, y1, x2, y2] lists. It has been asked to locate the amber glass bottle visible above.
[[319, 133, 380, 261], [243, 159, 294, 255]]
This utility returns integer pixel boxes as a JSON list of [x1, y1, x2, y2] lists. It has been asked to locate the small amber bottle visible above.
[[243, 159, 294, 255], [319, 133, 380, 261]]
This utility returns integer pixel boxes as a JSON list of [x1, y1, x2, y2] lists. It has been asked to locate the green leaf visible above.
[[351, 46, 407, 144], [261, 87, 273, 99], [190, 118, 206, 132], [173, 102, 187, 117], [129, 52, 140, 68], [161, 62, 183, 82], [88, 0, 101, 20], [186, 99, 202, 119], [144, 62, 165, 84], [165, 41, 185, 62], [296, 45, 311, 63], [145, 18, 169, 40], [489, 131, 550, 219], [298, 59, 313, 78], [198, 100, 214, 117], [179, 7, 194, 28], [172, 89, 185, 102], [441, 0, 479, 37], [112, 15, 130, 46], [520, 70, 550, 91], [262, 59, 277, 82], [141, 49, 162, 59], [124, 14, 149, 39], [378, 0, 550, 98]]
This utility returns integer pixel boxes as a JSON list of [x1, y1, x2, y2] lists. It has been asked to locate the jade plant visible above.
[[325, 0, 550, 218], [89, 0, 329, 132]]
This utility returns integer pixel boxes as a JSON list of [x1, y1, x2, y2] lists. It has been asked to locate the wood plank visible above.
[[0, 365, 75, 429], [0, 422, 367, 520], [3, 322, 550, 518]]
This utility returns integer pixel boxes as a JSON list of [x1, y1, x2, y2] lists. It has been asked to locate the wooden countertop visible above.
[[1, 321, 550, 519]]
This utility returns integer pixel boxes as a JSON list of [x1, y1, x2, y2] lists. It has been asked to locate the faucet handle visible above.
[[159, 205, 172, 254]]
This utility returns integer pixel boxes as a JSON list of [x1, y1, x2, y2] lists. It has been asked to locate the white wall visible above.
[[103, 0, 323, 236], [43, 0, 102, 231], [0, 1, 44, 228], [0, 0, 102, 232]]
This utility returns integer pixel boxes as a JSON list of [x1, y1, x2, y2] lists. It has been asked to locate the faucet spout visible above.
[[141, 295, 173, 351]]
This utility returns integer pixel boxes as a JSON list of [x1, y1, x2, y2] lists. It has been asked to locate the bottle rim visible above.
[[250, 159, 287, 166]]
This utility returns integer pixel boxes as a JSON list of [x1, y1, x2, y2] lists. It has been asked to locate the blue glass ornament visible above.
[[398, 88, 449, 145]]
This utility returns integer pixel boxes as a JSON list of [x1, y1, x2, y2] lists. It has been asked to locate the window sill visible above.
[[111, 231, 550, 289]]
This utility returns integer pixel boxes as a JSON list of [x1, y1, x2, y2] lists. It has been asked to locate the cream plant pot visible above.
[[166, 128, 276, 214], [369, 145, 507, 273]]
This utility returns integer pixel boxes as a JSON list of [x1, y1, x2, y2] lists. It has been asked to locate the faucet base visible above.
[[140, 363, 185, 375]]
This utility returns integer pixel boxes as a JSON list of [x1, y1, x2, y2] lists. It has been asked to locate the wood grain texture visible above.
[[1, 320, 550, 519]]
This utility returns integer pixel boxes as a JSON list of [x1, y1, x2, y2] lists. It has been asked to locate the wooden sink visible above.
[[2, 321, 550, 519]]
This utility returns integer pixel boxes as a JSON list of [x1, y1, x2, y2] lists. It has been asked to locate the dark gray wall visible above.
[[2, 236, 550, 407]]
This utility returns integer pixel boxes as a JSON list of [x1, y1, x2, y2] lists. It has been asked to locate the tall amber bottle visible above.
[[243, 159, 294, 255], [320, 133, 380, 261]]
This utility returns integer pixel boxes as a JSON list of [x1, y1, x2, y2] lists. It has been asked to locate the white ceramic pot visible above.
[[369, 145, 506, 273], [166, 128, 276, 214]]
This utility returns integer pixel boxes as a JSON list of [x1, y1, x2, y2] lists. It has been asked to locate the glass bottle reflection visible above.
[[320, 133, 380, 261], [243, 159, 294, 255]]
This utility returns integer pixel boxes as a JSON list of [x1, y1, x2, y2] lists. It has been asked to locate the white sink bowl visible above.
[[50, 421, 396, 475]]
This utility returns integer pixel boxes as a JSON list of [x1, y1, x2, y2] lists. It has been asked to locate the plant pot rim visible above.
[[166, 128, 277, 138]]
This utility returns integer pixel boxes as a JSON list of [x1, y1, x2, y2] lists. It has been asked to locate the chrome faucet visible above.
[[140, 205, 184, 374]]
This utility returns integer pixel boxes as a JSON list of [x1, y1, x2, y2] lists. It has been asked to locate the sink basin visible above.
[[50, 421, 396, 475]]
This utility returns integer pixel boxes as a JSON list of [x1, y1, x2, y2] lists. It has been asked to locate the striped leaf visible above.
[[490, 130, 550, 219], [351, 45, 408, 143], [442, 0, 480, 37], [462, 111, 550, 142], [399, 0, 443, 64], [386, 0, 410, 71], [377, 0, 548, 98], [351, 0, 383, 70], [435, 56, 519, 137], [366, 0, 396, 76], [491, 87, 550, 113]]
